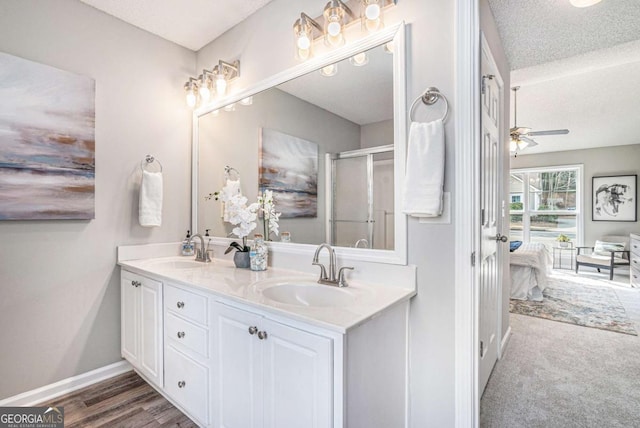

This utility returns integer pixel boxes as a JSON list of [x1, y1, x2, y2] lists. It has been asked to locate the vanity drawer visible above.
[[631, 235, 640, 258], [165, 283, 208, 326], [165, 312, 208, 358], [164, 345, 209, 425], [632, 266, 640, 288]]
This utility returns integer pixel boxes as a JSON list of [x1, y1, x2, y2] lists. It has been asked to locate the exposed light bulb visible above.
[[297, 35, 311, 50], [350, 52, 369, 66], [240, 96, 253, 106], [216, 75, 227, 96], [327, 21, 342, 36], [187, 88, 197, 108], [569, 0, 602, 7], [320, 64, 338, 77], [365, 3, 380, 20], [199, 85, 211, 102]]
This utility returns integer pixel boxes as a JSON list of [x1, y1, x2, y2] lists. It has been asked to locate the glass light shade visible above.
[[509, 139, 518, 153], [211, 109, 220, 117], [320, 63, 338, 77], [199, 85, 211, 102], [519, 140, 529, 149], [185, 87, 197, 108], [215, 74, 227, 96], [324, 2, 346, 47], [349, 52, 369, 66], [383, 41, 394, 54], [569, 0, 602, 7], [223, 103, 236, 112], [362, 0, 383, 32], [294, 17, 314, 60], [240, 96, 253, 106]]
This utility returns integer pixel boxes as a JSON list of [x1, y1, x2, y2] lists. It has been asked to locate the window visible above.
[[509, 166, 582, 250]]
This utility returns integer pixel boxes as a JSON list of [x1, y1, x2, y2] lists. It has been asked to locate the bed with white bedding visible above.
[[510, 243, 552, 301]]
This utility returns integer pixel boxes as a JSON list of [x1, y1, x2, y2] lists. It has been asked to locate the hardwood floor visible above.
[[38, 371, 197, 428]]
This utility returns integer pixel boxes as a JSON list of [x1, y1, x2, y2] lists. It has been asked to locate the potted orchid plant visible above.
[[205, 188, 281, 268]]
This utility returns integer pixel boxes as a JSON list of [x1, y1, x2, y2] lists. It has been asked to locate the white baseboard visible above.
[[499, 326, 512, 359], [0, 360, 133, 407]]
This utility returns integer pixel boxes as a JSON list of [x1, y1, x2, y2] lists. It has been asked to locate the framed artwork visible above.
[[592, 175, 637, 222], [0, 52, 95, 220], [259, 128, 318, 218]]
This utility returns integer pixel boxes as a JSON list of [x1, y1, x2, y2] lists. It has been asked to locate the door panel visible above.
[[262, 320, 333, 428], [479, 47, 503, 394], [214, 304, 262, 428]]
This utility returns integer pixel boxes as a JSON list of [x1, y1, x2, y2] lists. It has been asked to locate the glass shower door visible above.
[[332, 156, 372, 248]]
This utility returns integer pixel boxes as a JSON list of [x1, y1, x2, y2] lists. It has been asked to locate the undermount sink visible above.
[[146, 259, 205, 269], [261, 281, 355, 307]]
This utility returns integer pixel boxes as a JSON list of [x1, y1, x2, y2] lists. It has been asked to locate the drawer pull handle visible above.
[[248, 326, 258, 335], [178, 381, 186, 388], [258, 331, 268, 340], [131, 280, 141, 287], [176, 301, 185, 309], [177, 331, 186, 339]]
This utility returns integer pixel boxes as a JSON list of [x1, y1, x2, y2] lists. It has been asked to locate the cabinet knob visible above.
[[258, 331, 268, 340], [248, 326, 258, 335], [177, 331, 186, 339], [131, 280, 141, 287], [176, 301, 185, 309], [178, 381, 186, 388]]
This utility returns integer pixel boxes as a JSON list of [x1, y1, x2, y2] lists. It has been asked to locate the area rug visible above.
[[510, 279, 637, 336]]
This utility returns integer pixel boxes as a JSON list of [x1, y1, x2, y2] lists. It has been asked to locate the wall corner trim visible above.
[[0, 360, 133, 407]]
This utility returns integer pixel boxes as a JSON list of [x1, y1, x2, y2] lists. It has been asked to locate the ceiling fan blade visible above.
[[511, 126, 531, 135], [527, 129, 569, 136], [520, 136, 538, 147]]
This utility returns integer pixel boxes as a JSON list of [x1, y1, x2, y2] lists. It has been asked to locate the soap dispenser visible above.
[[182, 230, 195, 256]]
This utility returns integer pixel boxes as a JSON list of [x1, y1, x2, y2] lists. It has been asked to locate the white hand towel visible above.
[[402, 119, 445, 217], [222, 179, 240, 221], [139, 170, 163, 227]]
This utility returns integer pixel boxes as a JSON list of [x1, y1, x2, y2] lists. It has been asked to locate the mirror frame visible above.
[[192, 22, 407, 265]]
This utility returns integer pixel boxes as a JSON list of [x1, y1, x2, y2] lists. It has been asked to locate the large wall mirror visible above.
[[192, 23, 406, 264]]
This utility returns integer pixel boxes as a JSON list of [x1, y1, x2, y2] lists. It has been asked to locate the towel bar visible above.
[[409, 87, 449, 123], [141, 154, 163, 172]]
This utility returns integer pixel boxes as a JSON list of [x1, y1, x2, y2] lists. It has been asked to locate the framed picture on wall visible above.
[[592, 175, 637, 222]]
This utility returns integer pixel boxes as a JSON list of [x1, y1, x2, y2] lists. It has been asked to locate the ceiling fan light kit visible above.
[[509, 86, 570, 155]]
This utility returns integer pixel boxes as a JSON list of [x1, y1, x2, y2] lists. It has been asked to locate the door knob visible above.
[[495, 234, 508, 243]]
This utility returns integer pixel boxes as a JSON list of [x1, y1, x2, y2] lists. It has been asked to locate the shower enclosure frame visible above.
[[326, 144, 394, 249]]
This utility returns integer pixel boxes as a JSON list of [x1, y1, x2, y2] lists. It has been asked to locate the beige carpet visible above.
[[481, 272, 640, 428]]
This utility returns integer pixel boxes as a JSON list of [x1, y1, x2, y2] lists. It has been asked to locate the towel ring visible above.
[[225, 165, 240, 181], [409, 87, 449, 123], [141, 154, 163, 172]]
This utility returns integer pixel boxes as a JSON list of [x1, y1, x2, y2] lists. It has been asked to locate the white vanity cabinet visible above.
[[163, 283, 213, 426], [120, 271, 164, 388], [212, 302, 333, 428]]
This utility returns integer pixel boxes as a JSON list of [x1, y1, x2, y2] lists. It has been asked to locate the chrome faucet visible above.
[[312, 243, 354, 287], [191, 234, 211, 263]]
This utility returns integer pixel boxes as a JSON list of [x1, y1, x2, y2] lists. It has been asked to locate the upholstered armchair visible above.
[[576, 235, 631, 280]]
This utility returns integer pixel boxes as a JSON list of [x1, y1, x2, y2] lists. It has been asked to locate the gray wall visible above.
[[198, 87, 360, 244], [512, 144, 640, 244], [480, 0, 513, 346], [0, 0, 194, 399], [197, 0, 457, 424], [361, 119, 394, 149]]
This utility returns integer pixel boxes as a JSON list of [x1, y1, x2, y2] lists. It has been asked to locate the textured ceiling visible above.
[[79, 0, 273, 51], [488, 0, 640, 69]]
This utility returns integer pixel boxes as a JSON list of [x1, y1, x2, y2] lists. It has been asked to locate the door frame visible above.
[[454, 0, 482, 426]]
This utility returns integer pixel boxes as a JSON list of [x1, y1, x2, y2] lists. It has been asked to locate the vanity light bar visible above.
[[294, 0, 396, 62], [183, 59, 241, 109]]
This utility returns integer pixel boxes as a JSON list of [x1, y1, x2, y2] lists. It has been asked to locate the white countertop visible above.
[[119, 256, 415, 333]]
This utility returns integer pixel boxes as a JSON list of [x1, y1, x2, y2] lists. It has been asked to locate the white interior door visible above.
[[479, 43, 504, 395]]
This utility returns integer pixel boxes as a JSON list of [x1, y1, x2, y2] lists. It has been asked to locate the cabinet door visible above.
[[213, 303, 263, 428], [121, 275, 139, 364], [262, 319, 333, 428], [139, 278, 164, 387]]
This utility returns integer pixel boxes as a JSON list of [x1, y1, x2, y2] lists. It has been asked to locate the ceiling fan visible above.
[[510, 86, 569, 154]]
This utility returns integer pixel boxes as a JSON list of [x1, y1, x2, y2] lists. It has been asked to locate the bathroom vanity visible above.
[[118, 254, 414, 428]]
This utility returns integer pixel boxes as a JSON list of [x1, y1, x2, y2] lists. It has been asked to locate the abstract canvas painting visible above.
[[593, 175, 636, 222], [259, 128, 318, 218], [0, 52, 95, 220]]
